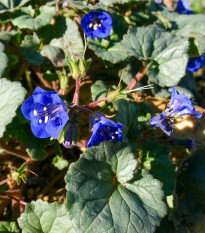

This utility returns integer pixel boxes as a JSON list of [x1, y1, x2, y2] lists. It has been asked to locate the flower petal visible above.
[[21, 96, 35, 121]]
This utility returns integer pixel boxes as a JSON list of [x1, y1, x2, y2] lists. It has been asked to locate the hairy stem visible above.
[[0, 139, 30, 162], [0, 177, 13, 186], [127, 62, 148, 90], [85, 96, 110, 108], [72, 78, 81, 105]]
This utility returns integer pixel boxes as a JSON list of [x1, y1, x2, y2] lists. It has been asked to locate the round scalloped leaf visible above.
[[12, 6, 56, 31], [121, 25, 189, 87], [0, 78, 26, 138], [65, 142, 167, 233], [88, 38, 127, 64], [18, 200, 76, 233]]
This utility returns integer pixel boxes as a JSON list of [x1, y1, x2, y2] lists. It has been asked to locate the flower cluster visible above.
[[81, 11, 112, 39], [149, 87, 202, 136], [21, 88, 123, 148]]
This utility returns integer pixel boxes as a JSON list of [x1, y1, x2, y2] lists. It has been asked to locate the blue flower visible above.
[[176, 0, 193, 14], [87, 113, 123, 148], [81, 11, 112, 39], [21, 87, 69, 139], [149, 87, 202, 136], [173, 138, 195, 150], [63, 123, 78, 148], [187, 56, 205, 72]]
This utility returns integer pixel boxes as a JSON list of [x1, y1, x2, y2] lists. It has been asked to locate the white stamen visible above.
[[89, 23, 93, 28], [112, 136, 115, 139], [45, 116, 49, 123], [115, 131, 118, 134], [123, 84, 154, 94], [44, 107, 47, 111], [34, 110, 38, 116], [39, 119, 42, 124], [93, 23, 98, 30], [98, 23, 102, 27]]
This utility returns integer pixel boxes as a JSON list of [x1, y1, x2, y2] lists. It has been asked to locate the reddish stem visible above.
[[127, 62, 148, 90], [55, 0, 60, 15], [85, 96, 110, 108], [31, 66, 52, 89], [0, 177, 13, 186], [72, 78, 81, 105], [0, 140, 30, 162]]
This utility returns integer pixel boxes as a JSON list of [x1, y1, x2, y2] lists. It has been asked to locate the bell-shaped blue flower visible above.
[[87, 113, 123, 148], [176, 0, 193, 14], [149, 87, 202, 136], [21, 87, 69, 139], [187, 56, 205, 72], [81, 11, 112, 39], [173, 138, 195, 150]]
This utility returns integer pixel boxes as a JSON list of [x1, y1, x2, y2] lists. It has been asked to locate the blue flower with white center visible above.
[[176, 0, 193, 14], [149, 87, 202, 136], [87, 113, 123, 148], [187, 56, 205, 72], [81, 11, 112, 39], [21, 87, 69, 139]]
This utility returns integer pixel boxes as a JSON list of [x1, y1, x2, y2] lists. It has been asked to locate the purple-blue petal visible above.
[[187, 57, 201, 72], [31, 117, 50, 138], [21, 95, 35, 121]]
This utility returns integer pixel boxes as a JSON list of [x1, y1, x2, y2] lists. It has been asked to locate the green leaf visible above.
[[161, 11, 205, 55], [101, 0, 144, 6], [114, 99, 140, 152], [91, 80, 108, 101], [0, 221, 19, 232], [66, 142, 167, 233], [52, 155, 69, 171], [121, 25, 189, 87], [0, 42, 8, 76], [66, 0, 107, 10], [40, 17, 84, 65], [177, 144, 205, 203], [172, 184, 205, 233], [139, 140, 176, 196], [155, 217, 176, 233], [0, 30, 18, 42], [6, 116, 51, 160], [20, 34, 44, 65], [88, 38, 127, 64], [18, 200, 76, 233], [0, 0, 30, 13], [0, 78, 26, 138], [12, 5, 56, 31]]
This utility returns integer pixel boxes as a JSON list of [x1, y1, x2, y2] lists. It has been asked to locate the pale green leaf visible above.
[[12, 5, 56, 31], [0, 78, 26, 138], [18, 200, 76, 233], [0, 0, 30, 12], [88, 38, 127, 64], [121, 25, 189, 87], [0, 42, 8, 76], [65, 142, 167, 233]]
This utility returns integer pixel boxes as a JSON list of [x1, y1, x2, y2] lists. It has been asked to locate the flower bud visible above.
[[56, 69, 69, 91], [58, 122, 78, 148]]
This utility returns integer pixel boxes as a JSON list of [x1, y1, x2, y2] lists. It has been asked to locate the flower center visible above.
[[89, 15, 103, 30], [33, 104, 63, 124]]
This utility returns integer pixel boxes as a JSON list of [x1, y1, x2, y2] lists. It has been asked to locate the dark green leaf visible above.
[[91, 80, 108, 101], [65, 142, 167, 233], [114, 99, 140, 152], [20, 34, 44, 65], [139, 139, 176, 196], [0, 0, 30, 13], [0, 221, 19, 232]]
